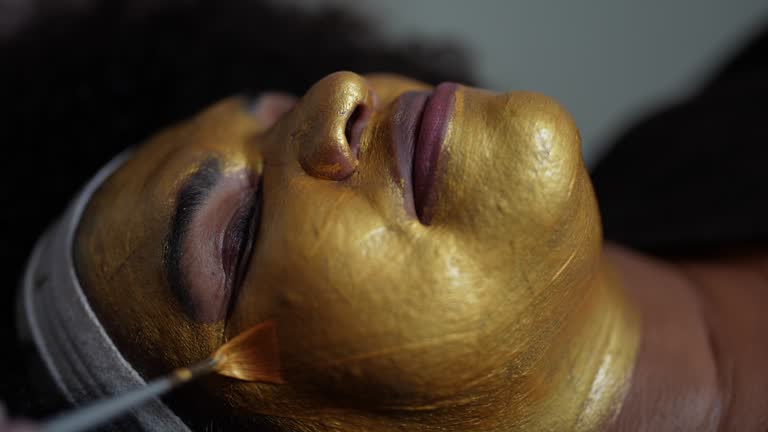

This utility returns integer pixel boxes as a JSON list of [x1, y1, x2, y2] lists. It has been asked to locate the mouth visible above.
[[391, 82, 458, 224]]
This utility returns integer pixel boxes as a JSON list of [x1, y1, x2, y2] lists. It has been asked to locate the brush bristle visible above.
[[212, 321, 284, 384]]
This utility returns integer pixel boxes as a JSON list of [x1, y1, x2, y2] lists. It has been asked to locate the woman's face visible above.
[[76, 72, 603, 426]]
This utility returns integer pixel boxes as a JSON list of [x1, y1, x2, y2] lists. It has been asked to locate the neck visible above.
[[498, 251, 641, 431], [604, 243, 768, 431]]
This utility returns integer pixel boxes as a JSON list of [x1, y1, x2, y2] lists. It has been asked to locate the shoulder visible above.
[[605, 243, 768, 431]]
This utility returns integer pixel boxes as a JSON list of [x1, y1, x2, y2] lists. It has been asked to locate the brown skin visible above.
[[73, 70, 767, 430], [606, 245, 768, 431]]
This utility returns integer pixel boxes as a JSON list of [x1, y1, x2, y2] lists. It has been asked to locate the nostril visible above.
[[344, 104, 370, 158]]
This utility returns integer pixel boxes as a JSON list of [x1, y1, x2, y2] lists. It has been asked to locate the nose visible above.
[[295, 71, 376, 180]]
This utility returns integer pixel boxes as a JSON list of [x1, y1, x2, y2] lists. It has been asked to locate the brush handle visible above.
[[42, 359, 217, 432]]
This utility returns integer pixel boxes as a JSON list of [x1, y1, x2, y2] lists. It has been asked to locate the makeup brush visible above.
[[43, 321, 283, 432]]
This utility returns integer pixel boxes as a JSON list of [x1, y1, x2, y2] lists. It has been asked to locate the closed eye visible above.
[[220, 177, 262, 319], [165, 157, 261, 322]]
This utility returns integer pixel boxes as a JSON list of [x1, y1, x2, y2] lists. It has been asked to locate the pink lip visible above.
[[391, 82, 458, 223]]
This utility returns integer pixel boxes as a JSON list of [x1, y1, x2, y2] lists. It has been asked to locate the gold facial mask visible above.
[[76, 72, 639, 431]]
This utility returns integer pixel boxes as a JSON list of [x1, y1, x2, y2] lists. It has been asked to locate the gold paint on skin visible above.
[[76, 71, 639, 431], [76, 98, 265, 378]]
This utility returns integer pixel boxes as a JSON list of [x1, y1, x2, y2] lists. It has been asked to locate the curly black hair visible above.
[[0, 0, 473, 423]]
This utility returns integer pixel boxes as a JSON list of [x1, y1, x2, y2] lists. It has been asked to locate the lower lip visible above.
[[412, 82, 458, 224]]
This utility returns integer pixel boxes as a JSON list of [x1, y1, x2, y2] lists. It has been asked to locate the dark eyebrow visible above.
[[165, 157, 222, 317]]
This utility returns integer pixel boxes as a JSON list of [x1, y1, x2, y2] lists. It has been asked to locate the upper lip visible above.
[[390, 82, 457, 223]]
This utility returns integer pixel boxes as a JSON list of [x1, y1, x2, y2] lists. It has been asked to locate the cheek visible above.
[[228, 182, 487, 345]]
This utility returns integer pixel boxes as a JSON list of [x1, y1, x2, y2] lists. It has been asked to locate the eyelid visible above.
[[179, 171, 257, 323], [221, 180, 261, 320], [166, 158, 222, 318]]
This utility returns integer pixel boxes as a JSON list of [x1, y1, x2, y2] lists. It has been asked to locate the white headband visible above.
[[17, 152, 190, 431]]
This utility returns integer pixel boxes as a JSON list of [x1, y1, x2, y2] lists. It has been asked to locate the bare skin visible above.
[[606, 244, 768, 431]]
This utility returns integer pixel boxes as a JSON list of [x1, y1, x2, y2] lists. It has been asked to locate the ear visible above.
[[248, 92, 297, 129]]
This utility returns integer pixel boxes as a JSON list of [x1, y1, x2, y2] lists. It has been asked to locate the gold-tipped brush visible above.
[[43, 321, 283, 432]]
